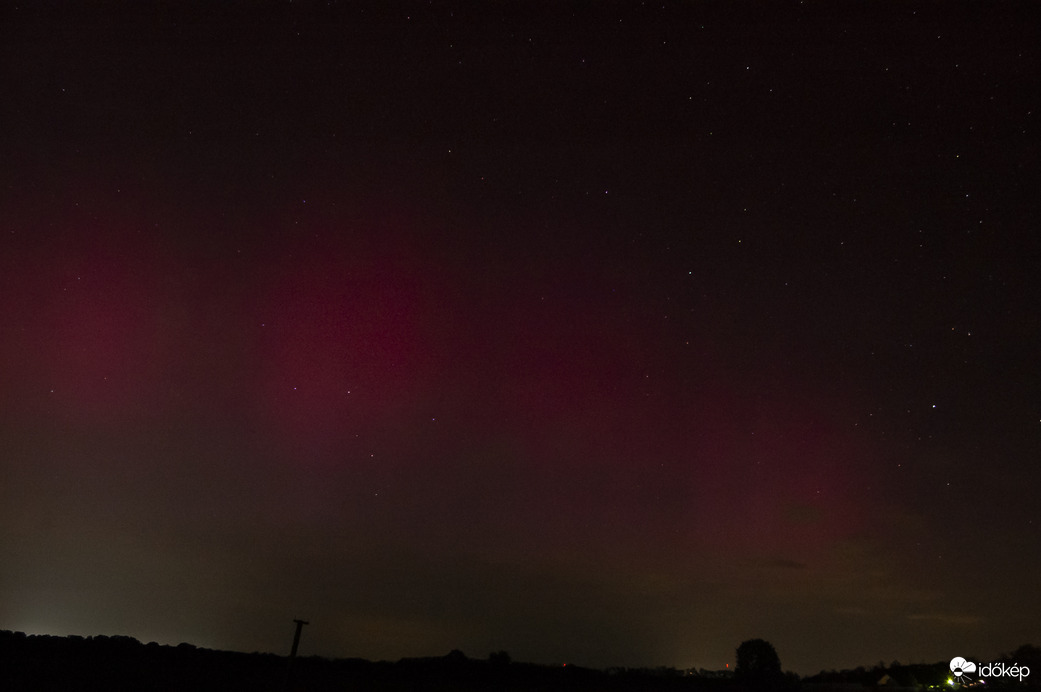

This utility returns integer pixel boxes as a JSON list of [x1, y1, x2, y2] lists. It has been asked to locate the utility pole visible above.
[[289, 619, 308, 658], [282, 619, 309, 692]]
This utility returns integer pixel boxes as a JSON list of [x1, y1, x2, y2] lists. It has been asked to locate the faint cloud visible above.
[[834, 606, 871, 616], [907, 613, 982, 625], [783, 502, 823, 524]]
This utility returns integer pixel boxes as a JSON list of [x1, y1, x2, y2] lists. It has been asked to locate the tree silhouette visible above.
[[488, 650, 511, 667], [736, 638, 782, 687]]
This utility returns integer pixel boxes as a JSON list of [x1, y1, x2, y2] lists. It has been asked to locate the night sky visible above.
[[2, 1, 1039, 675]]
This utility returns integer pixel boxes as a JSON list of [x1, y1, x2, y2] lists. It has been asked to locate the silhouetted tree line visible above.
[[2, 630, 1037, 691], [801, 645, 1041, 691]]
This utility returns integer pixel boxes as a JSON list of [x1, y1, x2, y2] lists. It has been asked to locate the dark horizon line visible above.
[[4, 627, 1036, 680]]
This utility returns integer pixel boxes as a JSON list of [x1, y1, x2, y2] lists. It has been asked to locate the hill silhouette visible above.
[[1, 630, 1037, 691], [0, 630, 725, 692]]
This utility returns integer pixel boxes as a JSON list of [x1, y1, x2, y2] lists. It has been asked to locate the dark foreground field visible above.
[[0, 630, 723, 692], [2, 630, 1038, 691]]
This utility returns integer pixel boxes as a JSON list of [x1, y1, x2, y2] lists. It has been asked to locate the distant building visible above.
[[877, 673, 921, 690]]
